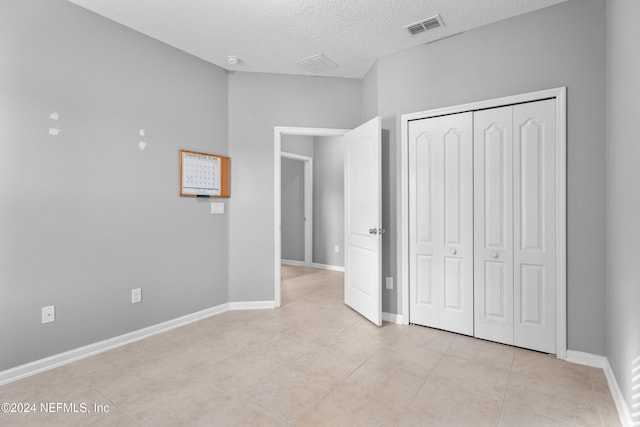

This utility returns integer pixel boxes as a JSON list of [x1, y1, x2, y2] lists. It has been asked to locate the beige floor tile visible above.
[[249, 332, 316, 366], [511, 349, 592, 392], [393, 324, 456, 354], [203, 353, 287, 398], [595, 391, 624, 427], [447, 334, 516, 370], [294, 386, 402, 427], [505, 372, 601, 426], [397, 380, 503, 427], [499, 403, 582, 426], [367, 341, 443, 379], [121, 379, 285, 427], [87, 405, 139, 426], [428, 354, 511, 401], [243, 368, 334, 423], [286, 343, 367, 384], [589, 366, 612, 394], [341, 357, 426, 408]]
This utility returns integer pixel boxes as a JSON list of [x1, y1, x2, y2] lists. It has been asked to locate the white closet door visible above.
[[409, 112, 473, 335], [474, 106, 514, 345], [513, 99, 556, 353], [409, 117, 439, 328]]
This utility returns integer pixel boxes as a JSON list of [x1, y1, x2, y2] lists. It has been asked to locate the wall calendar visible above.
[[179, 150, 230, 198]]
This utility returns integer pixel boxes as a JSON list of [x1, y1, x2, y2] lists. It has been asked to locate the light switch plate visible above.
[[211, 202, 225, 214], [385, 277, 393, 290]]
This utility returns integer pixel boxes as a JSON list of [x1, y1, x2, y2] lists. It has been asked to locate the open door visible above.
[[344, 117, 382, 326]]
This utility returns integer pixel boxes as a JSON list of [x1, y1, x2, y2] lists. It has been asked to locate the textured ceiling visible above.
[[66, 0, 567, 78]]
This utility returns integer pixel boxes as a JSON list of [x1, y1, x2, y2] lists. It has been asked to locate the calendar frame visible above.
[[179, 149, 230, 198]]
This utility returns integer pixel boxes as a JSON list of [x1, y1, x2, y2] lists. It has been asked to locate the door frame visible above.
[[280, 152, 313, 267], [274, 126, 349, 307], [399, 87, 568, 359]]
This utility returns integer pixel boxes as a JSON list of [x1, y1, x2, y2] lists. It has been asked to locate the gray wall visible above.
[[606, 0, 640, 412], [361, 62, 379, 122], [281, 158, 305, 262], [0, 0, 229, 370], [281, 135, 314, 157], [228, 72, 361, 302], [312, 136, 344, 267], [367, 0, 606, 354]]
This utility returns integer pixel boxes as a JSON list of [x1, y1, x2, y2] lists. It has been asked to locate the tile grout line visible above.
[[392, 334, 453, 427], [588, 367, 607, 427], [496, 350, 516, 426]]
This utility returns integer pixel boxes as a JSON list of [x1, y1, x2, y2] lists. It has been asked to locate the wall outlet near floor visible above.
[[385, 277, 393, 290], [41, 305, 55, 324], [334, 245, 340, 253], [131, 288, 142, 304]]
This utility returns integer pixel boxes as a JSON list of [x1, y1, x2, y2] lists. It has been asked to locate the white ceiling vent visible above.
[[405, 15, 444, 35], [296, 53, 339, 74]]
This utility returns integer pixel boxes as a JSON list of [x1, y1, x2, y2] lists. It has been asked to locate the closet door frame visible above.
[[399, 87, 567, 359]]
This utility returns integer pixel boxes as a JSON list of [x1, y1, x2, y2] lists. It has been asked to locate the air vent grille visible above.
[[296, 53, 339, 74], [405, 15, 444, 36]]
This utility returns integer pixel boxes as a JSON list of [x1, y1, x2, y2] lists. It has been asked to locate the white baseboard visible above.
[[228, 301, 276, 310], [0, 300, 277, 387], [565, 350, 606, 368], [311, 262, 344, 272], [281, 259, 306, 267], [382, 312, 404, 324], [565, 351, 632, 426], [603, 358, 634, 427]]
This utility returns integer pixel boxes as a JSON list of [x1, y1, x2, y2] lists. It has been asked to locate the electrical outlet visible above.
[[385, 277, 393, 290], [334, 245, 340, 253], [131, 288, 142, 304], [42, 305, 55, 324]]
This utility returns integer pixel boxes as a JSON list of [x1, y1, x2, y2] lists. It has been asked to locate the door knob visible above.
[[449, 248, 457, 255], [369, 228, 378, 235], [492, 252, 499, 259], [378, 228, 385, 234]]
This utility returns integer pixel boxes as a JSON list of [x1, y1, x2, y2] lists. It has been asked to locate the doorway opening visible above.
[[274, 127, 348, 308], [280, 152, 313, 267]]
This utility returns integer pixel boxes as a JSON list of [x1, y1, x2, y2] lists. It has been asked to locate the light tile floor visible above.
[[0, 266, 622, 426]]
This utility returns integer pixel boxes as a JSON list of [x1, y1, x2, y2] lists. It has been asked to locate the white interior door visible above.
[[344, 117, 382, 326], [513, 99, 556, 353], [409, 112, 473, 335], [474, 105, 514, 344]]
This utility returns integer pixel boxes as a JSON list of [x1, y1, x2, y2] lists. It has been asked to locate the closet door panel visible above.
[[513, 99, 556, 353], [409, 113, 473, 335], [409, 118, 439, 327], [474, 106, 514, 345], [438, 113, 473, 335]]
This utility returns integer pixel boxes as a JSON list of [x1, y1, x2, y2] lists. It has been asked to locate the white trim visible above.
[[0, 303, 229, 386], [565, 350, 606, 368], [281, 259, 306, 267], [280, 152, 312, 162], [311, 262, 345, 272], [382, 312, 404, 324], [565, 351, 633, 426], [274, 126, 349, 308], [281, 152, 313, 267], [604, 358, 634, 427], [400, 87, 568, 355], [228, 301, 277, 310]]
